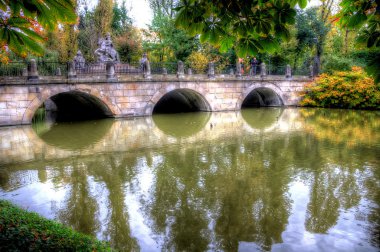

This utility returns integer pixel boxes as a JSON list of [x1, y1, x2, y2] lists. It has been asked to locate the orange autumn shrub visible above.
[[300, 67, 380, 109]]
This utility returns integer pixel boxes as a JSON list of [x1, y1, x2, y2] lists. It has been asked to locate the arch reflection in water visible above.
[[153, 89, 211, 114], [35, 119, 114, 150], [152, 112, 211, 138], [241, 107, 284, 130]]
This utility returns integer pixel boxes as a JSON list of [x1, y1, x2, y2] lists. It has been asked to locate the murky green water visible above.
[[0, 108, 379, 251]]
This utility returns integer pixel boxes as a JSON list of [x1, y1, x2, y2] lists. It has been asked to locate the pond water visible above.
[[0, 108, 379, 251]]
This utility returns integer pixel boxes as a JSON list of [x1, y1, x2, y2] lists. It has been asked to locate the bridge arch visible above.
[[145, 87, 212, 115], [238, 83, 285, 108], [22, 85, 121, 123]]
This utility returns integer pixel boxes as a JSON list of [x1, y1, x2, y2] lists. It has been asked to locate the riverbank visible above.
[[0, 200, 111, 251]]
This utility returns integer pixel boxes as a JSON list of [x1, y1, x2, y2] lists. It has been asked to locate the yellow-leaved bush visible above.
[[185, 51, 208, 74], [300, 67, 380, 109]]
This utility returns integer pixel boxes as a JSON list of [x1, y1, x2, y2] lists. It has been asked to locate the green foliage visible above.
[[143, 13, 198, 61], [174, 0, 306, 57], [322, 55, 354, 74], [111, 1, 132, 35], [336, 0, 380, 82], [0, 0, 76, 58], [0, 200, 111, 251], [94, 0, 114, 37], [185, 51, 208, 73], [300, 67, 380, 109]]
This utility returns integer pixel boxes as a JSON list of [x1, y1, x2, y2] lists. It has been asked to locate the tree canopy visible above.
[[0, 0, 76, 58], [174, 0, 308, 57]]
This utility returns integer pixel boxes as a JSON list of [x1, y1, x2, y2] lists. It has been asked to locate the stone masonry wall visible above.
[[0, 75, 309, 126]]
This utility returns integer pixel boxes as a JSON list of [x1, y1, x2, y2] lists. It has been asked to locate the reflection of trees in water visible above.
[[89, 154, 139, 251], [56, 159, 100, 235], [1, 108, 379, 250], [299, 108, 380, 147]]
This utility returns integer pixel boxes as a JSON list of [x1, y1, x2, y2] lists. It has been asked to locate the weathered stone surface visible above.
[[0, 76, 308, 126]]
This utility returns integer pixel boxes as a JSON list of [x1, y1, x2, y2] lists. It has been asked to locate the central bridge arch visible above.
[[145, 87, 212, 115], [22, 85, 120, 123], [238, 83, 285, 108]]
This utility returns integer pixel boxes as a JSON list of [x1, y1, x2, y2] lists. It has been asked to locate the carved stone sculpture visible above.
[[95, 33, 120, 63], [73, 50, 85, 69]]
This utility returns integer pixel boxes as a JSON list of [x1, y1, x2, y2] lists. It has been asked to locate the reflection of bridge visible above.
[[0, 73, 309, 126], [0, 109, 302, 165]]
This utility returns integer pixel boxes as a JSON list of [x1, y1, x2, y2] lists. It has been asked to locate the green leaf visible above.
[[298, 0, 308, 9], [219, 36, 235, 53]]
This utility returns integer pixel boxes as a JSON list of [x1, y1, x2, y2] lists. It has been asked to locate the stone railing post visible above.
[[27, 59, 38, 80], [55, 67, 62, 76], [208, 62, 215, 79], [309, 64, 314, 78], [177, 61, 184, 78], [286, 64, 291, 78], [229, 68, 234, 76], [106, 61, 116, 80], [162, 67, 168, 76], [260, 63, 267, 78], [187, 68, 192, 75], [142, 59, 151, 79], [67, 61, 77, 79], [235, 60, 242, 78], [22, 68, 28, 77]]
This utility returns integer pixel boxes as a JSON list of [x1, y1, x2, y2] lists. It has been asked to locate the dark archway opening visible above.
[[34, 91, 113, 123], [153, 89, 210, 114], [242, 88, 283, 108]]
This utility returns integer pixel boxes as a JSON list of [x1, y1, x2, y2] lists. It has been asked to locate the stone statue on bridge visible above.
[[95, 33, 120, 63], [73, 50, 85, 69]]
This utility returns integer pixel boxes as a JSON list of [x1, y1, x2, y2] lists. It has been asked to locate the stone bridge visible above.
[[0, 74, 310, 126]]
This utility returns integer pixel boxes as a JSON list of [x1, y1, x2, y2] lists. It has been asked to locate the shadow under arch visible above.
[[152, 88, 211, 114], [241, 108, 284, 130], [153, 112, 211, 138], [36, 119, 114, 151], [23, 87, 120, 124], [241, 87, 284, 108], [46, 91, 115, 121]]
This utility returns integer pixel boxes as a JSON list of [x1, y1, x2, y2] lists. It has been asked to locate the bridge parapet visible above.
[[0, 66, 311, 126]]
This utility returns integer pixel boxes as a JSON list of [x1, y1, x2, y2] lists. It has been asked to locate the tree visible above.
[[174, 0, 309, 57], [111, 1, 132, 35], [335, 0, 380, 83], [94, 0, 114, 37], [0, 0, 76, 58], [144, 0, 198, 61]]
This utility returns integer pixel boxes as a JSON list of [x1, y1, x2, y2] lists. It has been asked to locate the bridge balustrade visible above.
[[0, 60, 312, 79]]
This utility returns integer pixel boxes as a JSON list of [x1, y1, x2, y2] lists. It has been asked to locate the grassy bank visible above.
[[0, 200, 111, 251]]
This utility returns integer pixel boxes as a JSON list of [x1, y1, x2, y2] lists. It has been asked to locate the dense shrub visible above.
[[300, 67, 380, 109], [0, 200, 111, 251], [322, 55, 354, 74], [185, 51, 208, 73]]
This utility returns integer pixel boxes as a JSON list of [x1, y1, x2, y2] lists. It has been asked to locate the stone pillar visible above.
[[106, 61, 116, 80], [309, 64, 314, 78], [286, 64, 291, 78], [208, 62, 215, 78], [55, 67, 62, 76], [187, 68, 192, 75], [22, 68, 28, 77], [27, 59, 38, 80], [235, 60, 242, 78], [177, 61, 184, 78], [67, 61, 77, 79], [162, 67, 168, 75], [260, 63, 267, 77], [229, 68, 234, 76], [143, 59, 151, 79]]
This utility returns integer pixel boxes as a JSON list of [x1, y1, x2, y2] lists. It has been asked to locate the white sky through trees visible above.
[[85, 0, 320, 28]]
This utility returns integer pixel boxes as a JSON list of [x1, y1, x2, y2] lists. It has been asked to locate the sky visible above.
[[86, 0, 321, 29]]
